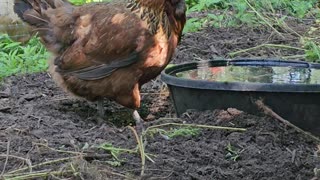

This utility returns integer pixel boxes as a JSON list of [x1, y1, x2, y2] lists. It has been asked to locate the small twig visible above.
[[99, 146, 137, 154], [3, 170, 74, 180], [1, 140, 10, 176], [0, 154, 29, 162], [281, 54, 306, 59], [149, 171, 174, 180], [121, 168, 174, 173], [6, 154, 111, 176], [127, 126, 146, 176], [286, 148, 296, 163], [255, 100, 320, 143], [6, 156, 78, 175], [33, 143, 85, 155], [99, 169, 132, 179], [157, 118, 181, 121]]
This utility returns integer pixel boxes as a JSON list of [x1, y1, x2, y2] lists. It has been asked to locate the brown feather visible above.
[[14, 0, 186, 109]]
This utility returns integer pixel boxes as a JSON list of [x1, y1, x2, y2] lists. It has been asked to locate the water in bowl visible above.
[[176, 65, 320, 84]]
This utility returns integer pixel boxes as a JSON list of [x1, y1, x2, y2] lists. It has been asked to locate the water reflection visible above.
[[176, 65, 320, 84]]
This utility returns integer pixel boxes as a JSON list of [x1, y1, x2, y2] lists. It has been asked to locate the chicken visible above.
[[13, 0, 186, 127]]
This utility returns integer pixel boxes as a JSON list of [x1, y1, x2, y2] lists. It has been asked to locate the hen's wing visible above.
[[54, 2, 158, 80]]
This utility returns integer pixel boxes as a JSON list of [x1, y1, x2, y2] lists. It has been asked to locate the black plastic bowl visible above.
[[161, 59, 320, 136]]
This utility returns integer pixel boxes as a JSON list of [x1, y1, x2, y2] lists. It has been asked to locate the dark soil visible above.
[[173, 19, 312, 64], [1, 22, 320, 180]]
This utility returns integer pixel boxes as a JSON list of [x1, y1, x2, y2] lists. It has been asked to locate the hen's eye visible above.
[[171, 0, 179, 4]]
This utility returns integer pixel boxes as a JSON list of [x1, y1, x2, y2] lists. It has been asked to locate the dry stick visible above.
[[0, 155, 29, 162], [255, 100, 320, 143], [6, 156, 78, 175], [121, 168, 174, 179], [33, 143, 85, 155], [127, 126, 146, 177], [1, 140, 10, 176], [4, 170, 54, 178], [6, 153, 112, 175], [99, 169, 133, 180], [0, 154, 32, 172], [3, 170, 74, 180], [281, 54, 306, 60]]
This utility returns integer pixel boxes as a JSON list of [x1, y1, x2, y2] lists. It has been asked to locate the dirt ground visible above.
[[1, 20, 320, 180]]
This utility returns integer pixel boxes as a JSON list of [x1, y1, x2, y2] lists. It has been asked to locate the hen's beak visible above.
[[132, 110, 145, 132]]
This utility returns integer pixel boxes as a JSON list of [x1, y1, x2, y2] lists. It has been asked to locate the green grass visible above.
[[0, 34, 49, 79], [183, 0, 319, 33]]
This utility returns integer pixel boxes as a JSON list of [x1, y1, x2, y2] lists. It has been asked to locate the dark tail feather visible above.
[[13, 0, 74, 53], [14, 0, 49, 26], [13, 0, 33, 21], [13, 0, 69, 25]]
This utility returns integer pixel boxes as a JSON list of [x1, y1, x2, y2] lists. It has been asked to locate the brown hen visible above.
[[13, 0, 186, 126]]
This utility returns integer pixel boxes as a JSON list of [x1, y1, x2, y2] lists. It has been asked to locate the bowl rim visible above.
[[161, 59, 320, 93]]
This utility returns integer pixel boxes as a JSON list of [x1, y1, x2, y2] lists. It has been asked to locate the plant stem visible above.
[[3, 170, 74, 180], [145, 123, 246, 134], [128, 126, 146, 176], [33, 143, 85, 155], [6, 157, 78, 174]]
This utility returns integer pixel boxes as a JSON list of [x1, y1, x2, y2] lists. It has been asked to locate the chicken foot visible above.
[[95, 101, 145, 132]]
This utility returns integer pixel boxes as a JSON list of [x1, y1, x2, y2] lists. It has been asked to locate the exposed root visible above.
[[255, 100, 320, 143], [0, 140, 10, 176]]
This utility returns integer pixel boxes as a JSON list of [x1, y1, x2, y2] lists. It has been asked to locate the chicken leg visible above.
[[97, 100, 105, 117]]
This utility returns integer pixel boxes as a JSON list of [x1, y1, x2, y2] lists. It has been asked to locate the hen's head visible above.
[[165, 0, 186, 38], [139, 0, 186, 18], [168, 0, 186, 18], [138, 0, 186, 36]]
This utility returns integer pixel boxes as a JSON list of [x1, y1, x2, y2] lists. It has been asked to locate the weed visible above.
[[183, 0, 319, 33], [303, 40, 320, 62], [187, 0, 223, 13], [165, 127, 201, 138], [0, 34, 48, 79], [99, 142, 136, 162], [225, 143, 244, 161], [183, 18, 204, 33], [146, 126, 201, 140]]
